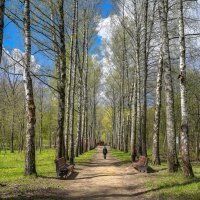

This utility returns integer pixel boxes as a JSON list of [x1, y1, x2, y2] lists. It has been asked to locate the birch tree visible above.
[[159, 0, 178, 172], [131, 70, 137, 161], [56, 0, 66, 159], [141, 0, 148, 157], [23, 0, 37, 176], [178, 0, 194, 177], [152, 45, 163, 165], [69, 0, 78, 164]]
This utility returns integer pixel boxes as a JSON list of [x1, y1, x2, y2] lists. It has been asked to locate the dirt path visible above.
[[57, 146, 152, 200], [4, 146, 154, 200]]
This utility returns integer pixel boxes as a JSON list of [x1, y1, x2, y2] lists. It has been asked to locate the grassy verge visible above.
[[110, 148, 200, 200], [110, 148, 130, 162], [0, 148, 97, 198], [147, 162, 200, 200]]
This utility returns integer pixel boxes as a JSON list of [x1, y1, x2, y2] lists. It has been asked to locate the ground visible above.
[[55, 146, 151, 200], [1, 147, 200, 200], [0, 146, 153, 200]]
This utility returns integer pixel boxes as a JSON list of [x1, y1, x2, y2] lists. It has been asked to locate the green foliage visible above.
[[101, 107, 112, 142]]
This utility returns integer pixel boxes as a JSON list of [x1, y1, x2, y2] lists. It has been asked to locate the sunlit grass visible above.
[[75, 148, 98, 165], [0, 148, 97, 182], [147, 162, 200, 200], [0, 148, 97, 198], [110, 148, 200, 200], [110, 148, 131, 164]]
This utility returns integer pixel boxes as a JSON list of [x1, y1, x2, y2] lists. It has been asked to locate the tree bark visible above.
[[133, 1, 142, 156], [141, 0, 148, 157], [196, 136, 200, 161], [23, 0, 36, 176], [81, 19, 89, 153], [152, 45, 163, 165], [131, 71, 137, 162], [76, 9, 87, 156], [39, 88, 43, 153], [10, 96, 15, 153], [122, 1, 128, 153], [159, 0, 178, 172], [65, 1, 76, 160], [178, 0, 194, 177], [69, 0, 78, 164], [48, 105, 52, 149], [56, 0, 66, 159]]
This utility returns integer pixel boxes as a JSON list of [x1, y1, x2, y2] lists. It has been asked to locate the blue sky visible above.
[[102, 0, 112, 18], [3, 0, 112, 66], [90, 0, 112, 54], [4, 17, 24, 51]]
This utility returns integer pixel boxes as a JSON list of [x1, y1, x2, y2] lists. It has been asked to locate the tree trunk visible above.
[[10, 99, 15, 153], [0, 0, 5, 62], [81, 84, 86, 153], [178, 0, 194, 177], [120, 76, 125, 151], [131, 73, 137, 162], [65, 5, 75, 160], [141, 0, 148, 157], [196, 133, 199, 161], [23, 0, 36, 176], [76, 9, 87, 156], [85, 24, 89, 152], [137, 46, 142, 156], [48, 102, 53, 149], [56, 0, 66, 159], [39, 88, 43, 153], [159, 0, 178, 172], [122, 1, 128, 153], [69, 0, 78, 164], [133, 1, 142, 156], [117, 108, 121, 150], [152, 45, 163, 165], [112, 89, 117, 148]]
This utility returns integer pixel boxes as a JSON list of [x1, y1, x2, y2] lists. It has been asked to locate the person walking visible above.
[[103, 146, 108, 159]]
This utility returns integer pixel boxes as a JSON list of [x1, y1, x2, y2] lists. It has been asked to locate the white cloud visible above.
[[0, 48, 41, 74], [96, 15, 119, 42], [96, 15, 120, 79]]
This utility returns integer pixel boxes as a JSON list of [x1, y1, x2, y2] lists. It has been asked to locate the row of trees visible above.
[[103, 0, 200, 177], [1, 0, 199, 179], [0, 0, 102, 175]]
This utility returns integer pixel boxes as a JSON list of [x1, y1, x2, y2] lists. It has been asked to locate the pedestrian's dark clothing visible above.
[[103, 147, 107, 159], [103, 147, 107, 154]]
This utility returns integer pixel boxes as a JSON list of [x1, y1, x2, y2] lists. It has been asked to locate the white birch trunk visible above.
[[23, 0, 36, 176], [130, 72, 137, 161], [56, 0, 66, 159], [159, 0, 178, 172], [178, 0, 194, 177], [152, 44, 163, 165], [69, 0, 78, 164], [142, 0, 148, 157]]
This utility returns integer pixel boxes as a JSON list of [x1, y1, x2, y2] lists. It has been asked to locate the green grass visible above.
[[110, 148, 200, 200], [147, 162, 200, 200], [0, 148, 97, 182], [75, 148, 98, 165], [110, 148, 131, 162], [0, 148, 97, 198]]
